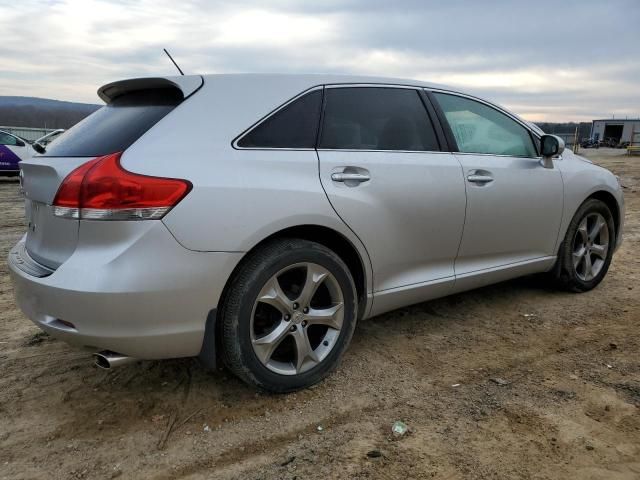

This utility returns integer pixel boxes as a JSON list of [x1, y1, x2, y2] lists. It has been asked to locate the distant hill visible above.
[[0, 96, 101, 129]]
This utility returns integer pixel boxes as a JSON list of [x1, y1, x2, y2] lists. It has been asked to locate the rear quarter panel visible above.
[[119, 75, 374, 296]]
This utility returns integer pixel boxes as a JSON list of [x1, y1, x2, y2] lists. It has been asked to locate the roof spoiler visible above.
[[97, 75, 203, 104]]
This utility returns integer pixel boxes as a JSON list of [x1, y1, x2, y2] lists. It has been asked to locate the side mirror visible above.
[[540, 134, 564, 168], [16, 139, 25, 147]]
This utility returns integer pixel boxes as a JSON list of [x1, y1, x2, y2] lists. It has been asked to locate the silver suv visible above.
[[9, 74, 624, 392]]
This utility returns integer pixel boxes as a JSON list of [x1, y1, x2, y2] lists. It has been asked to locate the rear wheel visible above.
[[220, 239, 357, 392], [553, 199, 615, 292]]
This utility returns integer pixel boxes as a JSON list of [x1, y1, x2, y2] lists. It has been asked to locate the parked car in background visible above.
[[599, 137, 619, 148], [31, 129, 65, 154], [0, 129, 65, 175], [580, 138, 599, 149], [0, 130, 33, 175], [8, 74, 625, 392]]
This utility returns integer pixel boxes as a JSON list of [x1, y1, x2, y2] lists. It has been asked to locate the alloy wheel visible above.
[[572, 212, 609, 281], [250, 262, 344, 375]]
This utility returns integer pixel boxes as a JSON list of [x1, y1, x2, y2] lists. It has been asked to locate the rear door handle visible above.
[[331, 172, 370, 183], [467, 172, 494, 185]]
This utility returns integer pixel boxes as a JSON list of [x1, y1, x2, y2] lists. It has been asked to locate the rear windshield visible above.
[[42, 88, 183, 157]]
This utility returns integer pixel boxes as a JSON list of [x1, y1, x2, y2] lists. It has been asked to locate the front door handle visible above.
[[467, 171, 494, 185], [331, 172, 371, 183]]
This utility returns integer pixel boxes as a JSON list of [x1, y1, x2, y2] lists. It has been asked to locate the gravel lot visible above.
[[0, 148, 638, 480]]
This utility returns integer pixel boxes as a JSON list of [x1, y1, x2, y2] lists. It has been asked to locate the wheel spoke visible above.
[[292, 328, 319, 373], [583, 252, 593, 281], [591, 243, 607, 259], [588, 216, 605, 242], [577, 218, 589, 244], [257, 276, 292, 315], [305, 303, 344, 330], [573, 246, 586, 270], [252, 320, 291, 364], [295, 264, 329, 307]]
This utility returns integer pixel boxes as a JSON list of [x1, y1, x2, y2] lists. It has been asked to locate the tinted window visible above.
[[237, 90, 322, 148], [319, 87, 439, 151], [42, 88, 182, 157], [433, 93, 537, 157], [0, 132, 18, 146]]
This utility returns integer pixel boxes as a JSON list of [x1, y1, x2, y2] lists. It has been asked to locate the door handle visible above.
[[331, 172, 371, 183], [467, 172, 494, 184]]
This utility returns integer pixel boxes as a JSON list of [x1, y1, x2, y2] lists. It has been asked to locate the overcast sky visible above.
[[1, 0, 639, 121]]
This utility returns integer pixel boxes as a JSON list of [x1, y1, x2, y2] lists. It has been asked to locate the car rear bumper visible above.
[[8, 222, 243, 359]]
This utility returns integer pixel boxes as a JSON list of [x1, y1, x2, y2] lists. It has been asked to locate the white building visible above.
[[590, 119, 640, 144]]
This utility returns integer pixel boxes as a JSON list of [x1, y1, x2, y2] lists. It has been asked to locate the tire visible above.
[[552, 198, 615, 292], [220, 238, 358, 392]]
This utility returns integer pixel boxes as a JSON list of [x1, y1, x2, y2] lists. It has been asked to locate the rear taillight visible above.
[[53, 152, 192, 220]]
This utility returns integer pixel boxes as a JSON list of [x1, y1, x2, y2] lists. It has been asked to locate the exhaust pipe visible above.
[[93, 351, 137, 369]]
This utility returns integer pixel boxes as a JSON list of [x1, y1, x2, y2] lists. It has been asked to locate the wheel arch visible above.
[[556, 186, 623, 258], [199, 224, 372, 369], [230, 224, 368, 313], [587, 190, 621, 244]]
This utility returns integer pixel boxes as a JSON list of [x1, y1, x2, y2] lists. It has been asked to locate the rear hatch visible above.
[[20, 76, 203, 269]]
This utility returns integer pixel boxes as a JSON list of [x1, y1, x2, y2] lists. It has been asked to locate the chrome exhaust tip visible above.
[[93, 351, 137, 369]]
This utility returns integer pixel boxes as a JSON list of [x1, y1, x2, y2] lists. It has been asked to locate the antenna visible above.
[[163, 48, 184, 76]]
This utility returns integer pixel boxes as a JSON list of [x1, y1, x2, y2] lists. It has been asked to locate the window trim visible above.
[[427, 88, 543, 159], [232, 86, 325, 151], [316, 84, 444, 154], [232, 82, 544, 157], [419, 90, 453, 152]]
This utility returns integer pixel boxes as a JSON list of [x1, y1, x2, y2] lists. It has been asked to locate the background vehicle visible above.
[[31, 128, 65, 154], [599, 137, 619, 148], [0, 129, 65, 175], [0, 130, 32, 175], [580, 138, 599, 149], [8, 74, 624, 392]]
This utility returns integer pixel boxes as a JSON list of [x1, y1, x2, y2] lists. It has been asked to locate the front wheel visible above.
[[220, 239, 357, 392], [552, 198, 615, 292]]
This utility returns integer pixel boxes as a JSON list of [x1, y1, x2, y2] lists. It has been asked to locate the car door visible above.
[[317, 86, 467, 314], [430, 91, 564, 278]]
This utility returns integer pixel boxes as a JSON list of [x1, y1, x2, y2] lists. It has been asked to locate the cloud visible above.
[[0, 0, 638, 121]]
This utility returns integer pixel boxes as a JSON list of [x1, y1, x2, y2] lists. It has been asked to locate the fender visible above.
[[555, 151, 624, 253]]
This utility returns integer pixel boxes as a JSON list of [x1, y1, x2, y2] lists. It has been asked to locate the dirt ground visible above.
[[0, 149, 638, 480]]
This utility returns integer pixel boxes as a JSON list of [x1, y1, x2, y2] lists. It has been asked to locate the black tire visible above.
[[552, 198, 615, 292], [220, 238, 358, 392]]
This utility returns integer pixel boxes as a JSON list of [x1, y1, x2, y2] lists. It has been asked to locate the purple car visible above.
[[0, 129, 66, 175], [0, 130, 32, 175]]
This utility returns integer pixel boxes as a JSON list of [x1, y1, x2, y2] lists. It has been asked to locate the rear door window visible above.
[[319, 87, 440, 151], [42, 88, 183, 157], [236, 89, 322, 149]]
